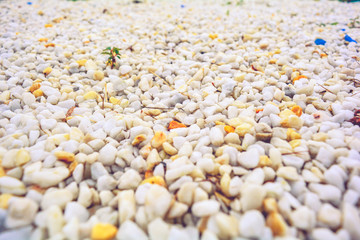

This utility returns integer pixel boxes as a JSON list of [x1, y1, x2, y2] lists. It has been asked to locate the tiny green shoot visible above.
[[101, 47, 121, 69]]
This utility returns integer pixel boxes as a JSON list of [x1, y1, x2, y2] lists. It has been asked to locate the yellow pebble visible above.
[[0, 194, 12, 209], [43, 67, 52, 76], [286, 128, 301, 141], [61, 87, 73, 94], [141, 176, 166, 187], [215, 121, 225, 125], [209, 34, 218, 40], [151, 131, 167, 148], [235, 123, 253, 137], [44, 24, 53, 28], [93, 70, 104, 81], [279, 109, 295, 119], [170, 155, 179, 161], [269, 59, 277, 64], [266, 212, 288, 237], [224, 125, 235, 133], [258, 155, 272, 167], [0, 167, 5, 177], [38, 10, 44, 16], [76, 59, 87, 67], [15, 149, 30, 166], [91, 223, 117, 240], [38, 38, 48, 42], [289, 139, 301, 149], [274, 49, 281, 54], [54, 151, 75, 163], [312, 132, 328, 142], [64, 52, 72, 58], [33, 89, 43, 98], [29, 83, 41, 93], [263, 198, 279, 213], [132, 134, 147, 146], [69, 160, 78, 173], [109, 97, 121, 105], [243, 34, 252, 42], [147, 109, 161, 116], [84, 91, 99, 100]]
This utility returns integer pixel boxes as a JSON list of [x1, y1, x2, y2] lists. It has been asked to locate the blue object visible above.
[[27, 1, 32, 5], [315, 38, 326, 45], [181, 4, 185, 8], [341, 28, 346, 31], [345, 34, 357, 43]]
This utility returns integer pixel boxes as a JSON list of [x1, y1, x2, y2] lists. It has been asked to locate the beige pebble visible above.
[[93, 70, 104, 81]]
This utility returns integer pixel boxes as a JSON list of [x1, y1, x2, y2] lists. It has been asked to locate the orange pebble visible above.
[[168, 120, 187, 130], [256, 108, 264, 113], [291, 105, 302, 117], [44, 43, 55, 48], [292, 75, 308, 84], [144, 170, 153, 179], [224, 125, 235, 133], [29, 83, 41, 93]]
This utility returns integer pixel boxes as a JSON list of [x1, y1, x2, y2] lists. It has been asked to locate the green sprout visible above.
[[349, 16, 360, 28], [101, 47, 121, 69]]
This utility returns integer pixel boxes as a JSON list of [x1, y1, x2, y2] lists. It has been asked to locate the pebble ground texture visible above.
[[0, 0, 360, 239]]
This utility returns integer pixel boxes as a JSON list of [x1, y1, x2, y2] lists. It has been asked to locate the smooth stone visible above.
[[5, 198, 38, 228], [238, 148, 259, 169], [290, 206, 316, 231], [0, 176, 26, 195], [191, 200, 220, 217], [41, 189, 73, 210], [117, 220, 148, 240], [145, 185, 172, 221], [98, 144, 117, 165], [239, 210, 265, 239], [343, 203, 360, 239], [64, 202, 89, 223]]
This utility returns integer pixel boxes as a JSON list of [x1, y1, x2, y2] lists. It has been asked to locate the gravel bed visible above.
[[0, 0, 360, 239]]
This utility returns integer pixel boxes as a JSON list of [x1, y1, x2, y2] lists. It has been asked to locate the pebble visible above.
[[118, 190, 136, 224], [118, 169, 142, 190], [145, 185, 172, 221], [148, 218, 170, 240], [64, 201, 89, 223], [91, 223, 118, 240], [238, 148, 259, 169], [98, 144, 117, 165], [5, 198, 38, 228], [343, 203, 360, 239], [317, 203, 341, 229], [290, 206, 316, 231], [93, 70, 104, 81], [240, 184, 266, 211], [41, 189, 72, 210], [210, 127, 224, 147], [0, 176, 26, 195], [309, 183, 341, 205], [191, 200, 220, 217], [117, 220, 148, 240], [239, 210, 265, 239]]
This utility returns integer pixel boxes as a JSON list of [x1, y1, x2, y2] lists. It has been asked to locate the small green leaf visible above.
[[105, 47, 111, 50], [226, 10, 230, 16], [117, 56, 121, 59], [330, 22, 338, 25]]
